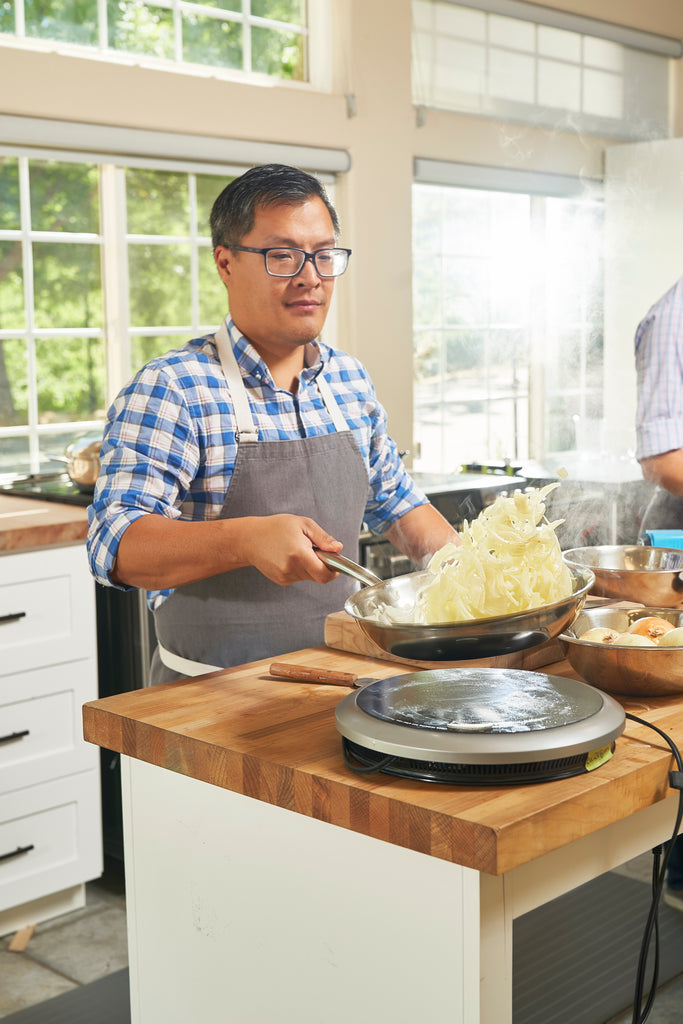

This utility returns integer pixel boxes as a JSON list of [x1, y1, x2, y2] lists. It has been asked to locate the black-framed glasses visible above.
[[226, 245, 352, 278]]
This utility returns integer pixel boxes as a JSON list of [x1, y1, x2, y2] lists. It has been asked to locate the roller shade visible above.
[[0, 115, 351, 179]]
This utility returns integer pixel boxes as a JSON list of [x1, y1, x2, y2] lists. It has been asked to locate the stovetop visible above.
[[0, 473, 93, 507]]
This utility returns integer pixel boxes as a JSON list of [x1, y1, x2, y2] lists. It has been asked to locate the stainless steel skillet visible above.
[[318, 550, 594, 661]]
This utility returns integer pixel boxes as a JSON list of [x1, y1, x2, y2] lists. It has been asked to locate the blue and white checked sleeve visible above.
[[636, 278, 683, 461]]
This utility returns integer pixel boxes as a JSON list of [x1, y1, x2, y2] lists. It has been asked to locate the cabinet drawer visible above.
[[0, 661, 99, 795], [0, 546, 95, 675], [0, 772, 102, 913]]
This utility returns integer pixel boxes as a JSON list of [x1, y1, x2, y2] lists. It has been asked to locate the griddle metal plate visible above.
[[335, 668, 625, 766]]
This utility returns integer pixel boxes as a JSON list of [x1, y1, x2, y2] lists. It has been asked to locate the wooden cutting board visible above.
[[324, 610, 566, 671]]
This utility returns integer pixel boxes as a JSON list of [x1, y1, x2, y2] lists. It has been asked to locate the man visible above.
[[87, 163, 457, 683], [635, 274, 683, 912]]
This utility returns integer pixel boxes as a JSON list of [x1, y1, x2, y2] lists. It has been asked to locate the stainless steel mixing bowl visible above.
[[561, 606, 683, 696], [562, 545, 683, 607]]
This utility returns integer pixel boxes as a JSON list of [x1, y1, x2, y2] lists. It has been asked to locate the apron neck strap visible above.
[[214, 319, 259, 442], [214, 317, 349, 439]]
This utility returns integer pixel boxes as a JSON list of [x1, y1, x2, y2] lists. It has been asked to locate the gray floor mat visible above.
[[514, 869, 683, 1023], [2, 969, 130, 1024]]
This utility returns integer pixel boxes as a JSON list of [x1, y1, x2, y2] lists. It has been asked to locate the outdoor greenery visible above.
[[0, 158, 104, 429], [0, 0, 306, 78], [0, 157, 229, 457]]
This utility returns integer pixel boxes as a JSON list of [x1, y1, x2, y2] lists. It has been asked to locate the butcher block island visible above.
[[82, 638, 683, 1024]]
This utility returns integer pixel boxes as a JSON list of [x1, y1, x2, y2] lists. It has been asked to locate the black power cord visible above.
[[625, 712, 683, 1024]]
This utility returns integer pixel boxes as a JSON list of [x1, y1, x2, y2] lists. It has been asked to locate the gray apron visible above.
[[150, 319, 369, 684]]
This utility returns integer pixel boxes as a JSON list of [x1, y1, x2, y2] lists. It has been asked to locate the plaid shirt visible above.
[[87, 320, 427, 606], [636, 276, 683, 461]]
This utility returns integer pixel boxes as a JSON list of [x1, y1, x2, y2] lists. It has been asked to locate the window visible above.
[[412, 181, 604, 473], [0, 154, 229, 477], [0, 134, 343, 479], [0, 0, 308, 81], [412, 0, 672, 140]]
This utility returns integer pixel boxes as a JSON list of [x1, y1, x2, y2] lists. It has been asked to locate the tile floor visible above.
[[0, 858, 128, 1019], [1, 855, 682, 1022]]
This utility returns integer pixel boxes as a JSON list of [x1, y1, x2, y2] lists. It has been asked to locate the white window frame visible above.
[[0, 124, 348, 476], [0, 0, 334, 92], [412, 159, 605, 470], [412, 0, 678, 141]]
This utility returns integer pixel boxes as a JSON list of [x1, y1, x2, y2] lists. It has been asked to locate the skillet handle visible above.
[[315, 550, 383, 588]]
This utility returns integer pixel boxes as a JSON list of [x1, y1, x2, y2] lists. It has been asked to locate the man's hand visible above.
[[110, 512, 343, 590], [241, 514, 342, 586]]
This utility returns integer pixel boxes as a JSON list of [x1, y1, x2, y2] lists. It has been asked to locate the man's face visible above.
[[214, 196, 338, 365]]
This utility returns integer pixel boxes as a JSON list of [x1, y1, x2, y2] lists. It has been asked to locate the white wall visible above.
[[1, 0, 682, 460]]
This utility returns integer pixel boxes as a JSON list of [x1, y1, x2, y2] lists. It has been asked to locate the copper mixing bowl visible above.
[[561, 606, 683, 696], [562, 545, 683, 607]]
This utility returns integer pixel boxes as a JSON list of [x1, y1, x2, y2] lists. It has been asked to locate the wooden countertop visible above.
[[0, 494, 89, 552], [82, 644, 683, 876]]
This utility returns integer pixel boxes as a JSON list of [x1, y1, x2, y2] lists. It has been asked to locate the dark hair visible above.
[[210, 163, 340, 249]]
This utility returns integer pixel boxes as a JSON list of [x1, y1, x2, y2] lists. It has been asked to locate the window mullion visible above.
[[98, 0, 108, 51], [188, 173, 200, 333], [242, 0, 252, 74], [528, 194, 546, 461], [18, 157, 40, 471], [100, 164, 131, 403]]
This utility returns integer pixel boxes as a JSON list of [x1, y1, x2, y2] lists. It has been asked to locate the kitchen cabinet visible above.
[[84, 645, 683, 1024], [0, 541, 102, 936]]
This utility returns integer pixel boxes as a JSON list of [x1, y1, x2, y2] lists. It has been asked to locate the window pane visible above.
[[251, 25, 304, 79], [415, 329, 441, 383], [0, 158, 20, 229], [489, 14, 534, 51], [39, 428, 102, 466], [0, 437, 30, 477], [442, 190, 489, 255], [538, 58, 581, 111], [128, 244, 191, 326], [30, 161, 99, 233], [583, 68, 623, 119], [538, 25, 580, 61], [186, 0, 240, 10], [130, 335, 179, 370], [413, 253, 442, 328], [489, 47, 535, 103], [0, 241, 25, 330], [35, 337, 106, 422], [442, 257, 488, 326], [32, 243, 103, 330], [108, 0, 175, 58], [252, 0, 305, 20], [182, 15, 242, 69], [583, 36, 623, 72], [126, 169, 190, 236], [0, 0, 15, 32], [196, 174, 228, 236], [25, 0, 97, 43], [0, 339, 28, 427]]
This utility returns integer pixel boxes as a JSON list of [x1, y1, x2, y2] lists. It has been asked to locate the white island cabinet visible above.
[[0, 542, 102, 936]]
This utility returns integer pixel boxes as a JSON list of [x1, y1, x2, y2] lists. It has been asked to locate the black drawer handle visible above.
[[0, 729, 29, 744], [0, 611, 27, 625], [0, 844, 35, 863]]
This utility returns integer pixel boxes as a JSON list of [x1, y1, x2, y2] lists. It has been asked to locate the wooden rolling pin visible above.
[[269, 662, 360, 687]]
